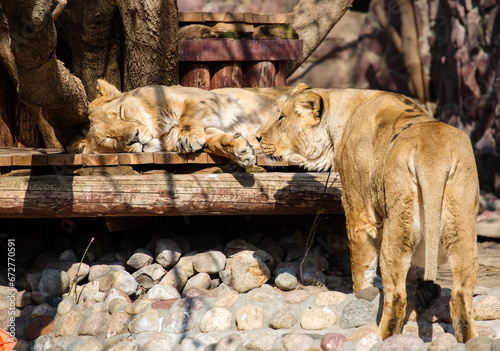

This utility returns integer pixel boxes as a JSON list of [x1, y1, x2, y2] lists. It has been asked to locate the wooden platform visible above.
[[0, 148, 343, 218]]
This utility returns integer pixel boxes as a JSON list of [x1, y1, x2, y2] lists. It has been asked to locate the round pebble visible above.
[[235, 304, 264, 330], [300, 307, 336, 330], [193, 250, 227, 274], [200, 307, 232, 333]]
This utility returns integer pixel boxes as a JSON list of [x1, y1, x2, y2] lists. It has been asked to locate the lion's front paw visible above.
[[176, 133, 206, 153], [232, 134, 256, 168]]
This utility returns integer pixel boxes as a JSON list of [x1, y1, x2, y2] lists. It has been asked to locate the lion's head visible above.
[[256, 84, 334, 171], [67, 79, 162, 154]]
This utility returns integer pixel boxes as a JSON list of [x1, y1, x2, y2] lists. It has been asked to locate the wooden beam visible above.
[[0, 172, 343, 218]]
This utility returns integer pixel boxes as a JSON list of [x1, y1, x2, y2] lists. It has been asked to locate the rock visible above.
[[224, 239, 260, 256], [235, 304, 264, 330], [126, 248, 154, 270], [38, 270, 70, 297], [428, 332, 457, 350], [163, 311, 194, 333], [193, 250, 226, 274], [132, 263, 166, 289], [464, 336, 494, 351], [146, 284, 181, 300], [31, 291, 49, 305], [106, 311, 129, 338], [128, 310, 160, 333], [182, 272, 211, 295], [31, 303, 53, 319], [243, 332, 279, 350], [402, 322, 445, 341], [258, 237, 284, 263], [355, 287, 380, 302], [107, 340, 140, 351], [151, 298, 178, 310], [177, 297, 205, 311], [230, 250, 270, 293], [269, 304, 298, 329], [27, 271, 42, 291], [108, 298, 129, 313], [284, 290, 311, 304], [275, 272, 298, 291], [155, 238, 182, 268], [56, 300, 73, 316], [282, 333, 313, 351], [300, 307, 336, 330], [160, 266, 188, 291], [126, 298, 152, 315], [99, 270, 138, 296], [340, 299, 376, 329], [356, 332, 382, 351], [247, 284, 276, 302], [379, 334, 424, 350], [105, 288, 132, 303], [59, 249, 77, 262], [316, 291, 348, 305], [78, 311, 109, 336], [214, 334, 242, 351], [180, 337, 205, 351], [143, 333, 172, 351], [214, 290, 239, 307], [54, 310, 83, 337], [474, 295, 500, 320], [88, 263, 125, 282], [15, 291, 32, 309], [72, 339, 103, 351], [491, 338, 500, 351], [45, 262, 90, 285], [199, 307, 232, 333], [26, 316, 54, 341], [175, 255, 196, 278], [423, 296, 452, 324]]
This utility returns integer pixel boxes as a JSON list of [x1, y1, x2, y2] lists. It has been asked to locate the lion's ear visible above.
[[293, 83, 310, 93], [96, 79, 121, 99], [296, 91, 324, 120]]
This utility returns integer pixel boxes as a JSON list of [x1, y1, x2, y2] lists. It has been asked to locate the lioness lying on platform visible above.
[[67, 80, 294, 167], [256, 84, 479, 342]]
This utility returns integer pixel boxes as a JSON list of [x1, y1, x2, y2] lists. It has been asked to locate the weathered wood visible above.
[[244, 61, 276, 87], [275, 61, 288, 86], [178, 12, 293, 25], [180, 63, 211, 90], [0, 64, 13, 147], [179, 39, 303, 62], [210, 62, 244, 89], [0, 172, 343, 218]]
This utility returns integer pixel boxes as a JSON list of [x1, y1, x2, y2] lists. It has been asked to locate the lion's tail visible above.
[[414, 152, 447, 313]]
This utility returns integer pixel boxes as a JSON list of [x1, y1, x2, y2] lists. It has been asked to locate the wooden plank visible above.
[[118, 153, 154, 165], [179, 39, 303, 62], [180, 63, 211, 90], [0, 154, 11, 167], [0, 172, 343, 217], [275, 61, 288, 87], [243, 13, 294, 24], [244, 61, 276, 87], [210, 62, 244, 89], [179, 12, 294, 25], [154, 152, 188, 164], [83, 154, 119, 166]]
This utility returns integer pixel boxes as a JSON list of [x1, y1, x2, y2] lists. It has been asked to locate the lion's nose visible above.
[[255, 135, 262, 143]]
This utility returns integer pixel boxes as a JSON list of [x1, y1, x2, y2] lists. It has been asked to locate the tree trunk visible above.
[[0, 0, 89, 147], [286, 0, 353, 77]]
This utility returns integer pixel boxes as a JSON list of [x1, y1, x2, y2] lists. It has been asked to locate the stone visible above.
[[177, 297, 205, 311], [108, 298, 129, 313], [269, 304, 298, 329], [105, 288, 132, 303], [214, 290, 239, 307], [379, 334, 424, 350], [107, 340, 140, 351], [175, 255, 196, 278], [126, 248, 154, 270], [183, 287, 213, 298], [161, 266, 188, 291], [78, 311, 108, 336], [243, 332, 279, 350], [15, 291, 32, 309], [247, 284, 276, 302], [88, 263, 125, 282], [340, 299, 376, 329], [72, 339, 103, 351], [356, 332, 382, 351], [235, 304, 264, 330], [59, 249, 77, 262], [38, 270, 70, 297], [474, 295, 500, 320], [182, 272, 211, 295], [224, 239, 260, 256], [99, 270, 138, 295], [132, 263, 166, 289], [230, 250, 270, 293], [423, 296, 452, 324], [31, 291, 50, 305], [143, 333, 172, 351], [428, 333, 457, 350], [258, 237, 284, 263], [283, 333, 314, 351], [355, 287, 380, 302], [146, 284, 181, 300], [106, 311, 129, 338], [27, 271, 42, 291], [54, 310, 83, 337], [214, 334, 243, 351], [491, 338, 500, 351], [200, 307, 232, 333], [155, 238, 182, 268], [275, 272, 298, 291], [180, 337, 205, 351], [284, 290, 311, 304], [45, 262, 90, 285], [163, 311, 194, 333], [464, 336, 494, 351], [128, 310, 160, 333], [126, 298, 152, 315], [26, 316, 54, 341], [402, 323, 445, 341], [31, 303, 53, 319], [151, 298, 178, 310], [56, 300, 73, 316], [316, 291, 348, 305], [193, 250, 227, 274], [300, 307, 336, 330]]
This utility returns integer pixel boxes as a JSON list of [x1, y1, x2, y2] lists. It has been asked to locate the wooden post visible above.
[[244, 61, 276, 87], [275, 61, 288, 86], [210, 62, 244, 89], [180, 63, 211, 89]]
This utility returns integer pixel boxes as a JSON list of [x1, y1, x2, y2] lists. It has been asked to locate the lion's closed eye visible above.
[[127, 129, 140, 146]]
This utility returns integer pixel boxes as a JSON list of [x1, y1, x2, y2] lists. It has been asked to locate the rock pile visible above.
[[1, 218, 500, 350]]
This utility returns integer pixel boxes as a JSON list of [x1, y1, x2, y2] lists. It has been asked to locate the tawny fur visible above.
[[256, 84, 479, 343]]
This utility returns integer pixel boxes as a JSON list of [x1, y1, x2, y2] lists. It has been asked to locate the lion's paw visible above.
[[231, 134, 256, 168], [176, 133, 206, 153]]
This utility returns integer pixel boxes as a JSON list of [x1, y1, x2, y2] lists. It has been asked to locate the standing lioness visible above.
[[256, 84, 479, 342]]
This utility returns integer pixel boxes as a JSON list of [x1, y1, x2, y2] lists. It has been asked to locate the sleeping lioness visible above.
[[256, 84, 479, 342], [67, 79, 295, 167]]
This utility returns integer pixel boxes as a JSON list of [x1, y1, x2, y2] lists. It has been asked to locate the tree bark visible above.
[[286, 0, 353, 77], [0, 0, 89, 146]]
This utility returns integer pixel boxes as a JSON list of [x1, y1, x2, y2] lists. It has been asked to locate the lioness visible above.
[[256, 84, 479, 342], [68, 79, 294, 167]]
